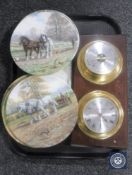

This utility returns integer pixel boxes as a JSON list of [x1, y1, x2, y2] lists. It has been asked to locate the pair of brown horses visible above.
[[19, 34, 51, 60]]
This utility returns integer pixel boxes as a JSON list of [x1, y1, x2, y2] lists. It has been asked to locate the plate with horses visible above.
[[10, 10, 80, 75], [2, 75, 78, 148]]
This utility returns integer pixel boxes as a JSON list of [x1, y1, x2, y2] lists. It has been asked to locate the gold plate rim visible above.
[[10, 10, 80, 76], [78, 90, 124, 140], [1, 76, 78, 148], [1, 75, 30, 145]]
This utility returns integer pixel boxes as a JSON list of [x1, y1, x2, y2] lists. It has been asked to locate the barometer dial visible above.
[[77, 40, 123, 85]]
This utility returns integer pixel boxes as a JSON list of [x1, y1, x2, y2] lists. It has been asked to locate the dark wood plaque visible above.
[[71, 35, 128, 149]]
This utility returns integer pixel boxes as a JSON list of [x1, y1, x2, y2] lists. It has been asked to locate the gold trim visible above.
[[78, 90, 124, 140], [77, 41, 123, 85], [1, 75, 79, 148], [1, 75, 29, 144]]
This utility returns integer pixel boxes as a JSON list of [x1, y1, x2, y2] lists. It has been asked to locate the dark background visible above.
[[0, 0, 131, 174]]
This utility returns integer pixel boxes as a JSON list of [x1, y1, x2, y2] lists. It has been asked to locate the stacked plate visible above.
[[2, 10, 80, 148]]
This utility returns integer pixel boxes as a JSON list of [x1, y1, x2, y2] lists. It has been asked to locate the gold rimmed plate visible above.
[[10, 10, 80, 75], [77, 40, 123, 85], [78, 90, 124, 140], [2, 76, 78, 148]]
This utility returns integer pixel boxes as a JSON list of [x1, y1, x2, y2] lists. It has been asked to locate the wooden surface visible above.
[[71, 35, 128, 149]]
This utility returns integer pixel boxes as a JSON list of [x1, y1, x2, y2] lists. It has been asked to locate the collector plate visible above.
[[77, 40, 123, 85], [10, 10, 80, 75], [2, 76, 78, 148]]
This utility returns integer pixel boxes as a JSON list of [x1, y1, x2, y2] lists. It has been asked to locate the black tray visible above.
[[2, 16, 123, 158]]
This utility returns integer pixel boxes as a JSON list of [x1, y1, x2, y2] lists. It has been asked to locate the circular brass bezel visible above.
[[78, 90, 124, 140], [77, 41, 123, 85]]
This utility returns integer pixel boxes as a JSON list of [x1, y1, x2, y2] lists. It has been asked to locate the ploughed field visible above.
[[5, 96, 78, 148]]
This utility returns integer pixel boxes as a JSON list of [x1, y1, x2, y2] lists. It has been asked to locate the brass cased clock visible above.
[[77, 40, 123, 85], [78, 90, 124, 140]]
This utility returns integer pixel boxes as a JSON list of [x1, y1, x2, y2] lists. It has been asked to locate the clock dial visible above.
[[78, 91, 124, 139], [84, 41, 118, 74], [83, 97, 119, 133]]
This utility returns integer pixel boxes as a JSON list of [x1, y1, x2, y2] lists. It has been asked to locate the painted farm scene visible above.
[[4, 76, 78, 148], [10, 10, 79, 75]]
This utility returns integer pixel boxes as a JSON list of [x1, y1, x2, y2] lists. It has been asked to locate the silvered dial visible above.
[[83, 97, 119, 133], [84, 41, 118, 74]]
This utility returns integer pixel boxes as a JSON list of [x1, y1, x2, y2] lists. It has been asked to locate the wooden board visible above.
[[71, 35, 128, 149]]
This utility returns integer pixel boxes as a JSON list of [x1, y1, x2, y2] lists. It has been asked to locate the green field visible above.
[[11, 42, 75, 75], [6, 112, 31, 129]]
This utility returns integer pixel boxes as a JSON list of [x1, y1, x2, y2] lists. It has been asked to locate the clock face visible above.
[[78, 91, 124, 139], [83, 97, 119, 133], [84, 41, 118, 74]]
